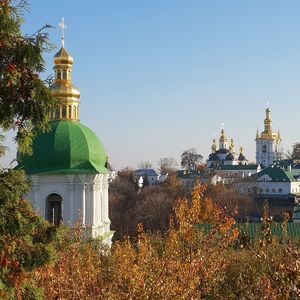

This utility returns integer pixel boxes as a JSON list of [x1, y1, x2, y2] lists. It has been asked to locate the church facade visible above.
[[17, 30, 113, 243], [255, 108, 282, 168]]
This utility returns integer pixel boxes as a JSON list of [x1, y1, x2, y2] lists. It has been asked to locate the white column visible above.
[[66, 175, 75, 224]]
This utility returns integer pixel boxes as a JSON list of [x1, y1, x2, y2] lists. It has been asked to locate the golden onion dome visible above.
[[220, 129, 227, 140], [54, 47, 74, 65]]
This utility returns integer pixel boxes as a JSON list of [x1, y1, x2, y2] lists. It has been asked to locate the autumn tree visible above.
[[205, 183, 256, 219], [157, 157, 178, 173], [138, 161, 152, 169], [292, 142, 300, 160], [109, 168, 139, 239], [181, 148, 203, 170]]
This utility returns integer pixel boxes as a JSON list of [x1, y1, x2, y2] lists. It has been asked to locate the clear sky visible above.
[[2, 0, 300, 170]]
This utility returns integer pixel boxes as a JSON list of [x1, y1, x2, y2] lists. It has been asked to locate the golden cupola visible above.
[[219, 128, 228, 149], [258, 108, 278, 140], [49, 18, 80, 121], [219, 129, 227, 141], [229, 138, 235, 153], [211, 138, 217, 153]]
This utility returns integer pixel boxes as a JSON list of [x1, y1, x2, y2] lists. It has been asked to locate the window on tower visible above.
[[55, 109, 60, 119], [68, 105, 72, 118], [62, 106, 66, 118], [57, 70, 61, 80], [262, 145, 267, 153], [62, 70, 67, 79]]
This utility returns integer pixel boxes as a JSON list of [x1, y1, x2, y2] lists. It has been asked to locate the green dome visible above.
[[18, 121, 110, 175]]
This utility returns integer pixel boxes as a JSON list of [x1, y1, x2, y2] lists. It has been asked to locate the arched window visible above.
[[55, 109, 60, 119], [62, 105, 67, 118], [68, 105, 72, 119], [262, 145, 267, 153], [62, 69, 67, 79], [46, 193, 63, 225], [57, 70, 61, 80]]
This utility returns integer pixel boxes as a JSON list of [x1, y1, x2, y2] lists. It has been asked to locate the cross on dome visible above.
[[59, 17, 67, 47]]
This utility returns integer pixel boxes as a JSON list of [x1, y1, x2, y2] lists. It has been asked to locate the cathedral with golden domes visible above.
[[208, 107, 281, 170], [207, 129, 248, 169]]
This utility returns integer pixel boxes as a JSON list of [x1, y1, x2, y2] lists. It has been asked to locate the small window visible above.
[[62, 69, 67, 79], [55, 109, 60, 119], [68, 105, 72, 118], [57, 70, 61, 80], [266, 188, 269, 193], [46, 193, 63, 226], [62, 106, 66, 118], [272, 188, 275, 193], [279, 188, 282, 193]]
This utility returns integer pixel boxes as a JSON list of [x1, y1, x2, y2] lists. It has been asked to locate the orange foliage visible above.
[[31, 184, 300, 299], [35, 184, 242, 299]]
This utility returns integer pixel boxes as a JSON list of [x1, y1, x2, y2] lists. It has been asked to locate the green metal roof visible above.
[[17, 120, 110, 175], [257, 166, 295, 182], [198, 223, 300, 239]]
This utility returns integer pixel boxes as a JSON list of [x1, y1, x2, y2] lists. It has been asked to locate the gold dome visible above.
[[220, 129, 227, 140], [54, 47, 74, 65], [257, 108, 280, 142]]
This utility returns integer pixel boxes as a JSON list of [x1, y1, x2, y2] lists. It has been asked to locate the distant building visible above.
[[293, 196, 300, 223], [207, 129, 248, 168], [217, 164, 261, 184], [134, 169, 168, 187], [256, 108, 282, 168], [206, 128, 260, 182], [239, 165, 300, 198], [177, 170, 224, 191]]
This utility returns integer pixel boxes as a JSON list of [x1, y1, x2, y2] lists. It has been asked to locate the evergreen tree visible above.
[[0, 0, 58, 155], [0, 1, 58, 297]]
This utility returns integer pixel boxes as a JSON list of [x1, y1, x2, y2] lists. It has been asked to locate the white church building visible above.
[[255, 108, 282, 168], [17, 23, 113, 243]]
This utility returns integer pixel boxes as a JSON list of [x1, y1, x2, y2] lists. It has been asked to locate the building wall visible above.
[[256, 181, 291, 195], [256, 139, 280, 167], [26, 173, 113, 243]]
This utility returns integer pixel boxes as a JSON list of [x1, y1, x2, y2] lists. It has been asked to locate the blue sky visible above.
[[2, 0, 300, 170]]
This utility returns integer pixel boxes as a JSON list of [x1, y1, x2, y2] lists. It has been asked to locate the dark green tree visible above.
[[0, 0, 58, 155], [0, 1, 58, 297]]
